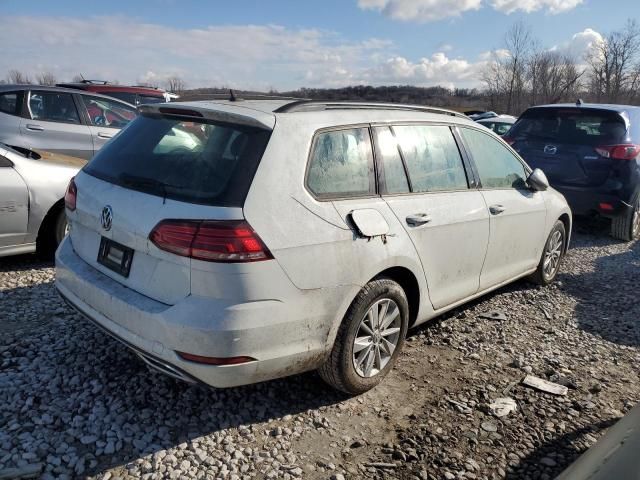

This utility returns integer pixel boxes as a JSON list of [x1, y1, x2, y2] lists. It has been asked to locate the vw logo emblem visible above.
[[101, 205, 113, 231], [544, 145, 558, 155]]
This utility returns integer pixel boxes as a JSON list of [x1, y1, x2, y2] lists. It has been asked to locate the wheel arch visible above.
[[371, 266, 421, 327]]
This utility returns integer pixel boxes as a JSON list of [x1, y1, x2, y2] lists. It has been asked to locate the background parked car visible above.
[[0, 143, 82, 257], [57, 79, 175, 105], [0, 85, 137, 160], [476, 114, 517, 136], [506, 102, 640, 241]]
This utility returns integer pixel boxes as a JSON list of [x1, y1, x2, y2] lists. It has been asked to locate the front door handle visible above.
[[25, 124, 44, 131], [406, 213, 431, 226], [489, 204, 506, 215], [97, 132, 114, 139]]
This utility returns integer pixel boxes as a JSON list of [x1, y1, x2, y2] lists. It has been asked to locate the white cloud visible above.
[[490, 0, 583, 14], [365, 52, 488, 88], [551, 28, 603, 59], [357, 0, 482, 22]]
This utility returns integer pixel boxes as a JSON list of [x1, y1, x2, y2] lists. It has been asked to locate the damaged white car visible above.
[[55, 99, 572, 394]]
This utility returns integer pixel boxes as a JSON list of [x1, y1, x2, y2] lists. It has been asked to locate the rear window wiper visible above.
[[117, 174, 189, 204]]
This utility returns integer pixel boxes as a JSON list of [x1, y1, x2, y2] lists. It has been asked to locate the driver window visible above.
[[29, 92, 80, 124], [80, 95, 137, 128]]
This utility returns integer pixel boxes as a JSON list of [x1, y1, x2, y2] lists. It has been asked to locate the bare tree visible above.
[[481, 22, 535, 114], [588, 19, 640, 103], [6, 70, 31, 84], [35, 71, 57, 86], [529, 51, 583, 105], [165, 76, 186, 93]]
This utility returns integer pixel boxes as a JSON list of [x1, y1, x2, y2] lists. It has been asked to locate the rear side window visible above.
[[80, 95, 137, 128], [461, 127, 528, 189], [307, 128, 374, 198], [0, 91, 22, 116], [394, 125, 468, 193], [29, 91, 80, 124], [509, 108, 627, 146], [84, 114, 271, 207]]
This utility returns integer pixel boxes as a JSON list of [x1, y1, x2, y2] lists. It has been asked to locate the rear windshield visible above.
[[83, 114, 271, 207], [510, 108, 627, 146]]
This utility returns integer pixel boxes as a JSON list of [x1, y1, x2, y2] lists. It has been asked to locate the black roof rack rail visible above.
[[180, 93, 309, 102], [274, 100, 467, 118]]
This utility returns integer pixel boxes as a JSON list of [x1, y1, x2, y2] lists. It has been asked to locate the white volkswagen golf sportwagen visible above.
[[55, 99, 571, 394]]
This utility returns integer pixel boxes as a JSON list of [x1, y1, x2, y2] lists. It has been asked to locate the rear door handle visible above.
[[406, 213, 431, 226], [97, 132, 114, 139], [489, 205, 506, 215], [25, 124, 44, 131]]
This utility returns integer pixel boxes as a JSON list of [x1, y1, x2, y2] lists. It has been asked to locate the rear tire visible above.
[[318, 278, 409, 395], [530, 220, 566, 285], [611, 192, 640, 242]]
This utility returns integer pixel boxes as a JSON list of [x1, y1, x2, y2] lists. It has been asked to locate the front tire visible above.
[[530, 220, 566, 285], [611, 192, 640, 242], [319, 278, 409, 395]]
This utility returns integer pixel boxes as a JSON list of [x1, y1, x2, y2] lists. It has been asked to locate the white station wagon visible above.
[[55, 99, 571, 394]]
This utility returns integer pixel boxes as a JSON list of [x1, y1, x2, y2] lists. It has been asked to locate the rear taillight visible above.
[[64, 177, 77, 211], [595, 144, 640, 160], [503, 136, 515, 146], [149, 219, 272, 262]]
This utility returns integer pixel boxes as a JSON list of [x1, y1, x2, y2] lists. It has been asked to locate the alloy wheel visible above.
[[352, 298, 402, 378], [632, 201, 640, 239], [543, 229, 563, 279]]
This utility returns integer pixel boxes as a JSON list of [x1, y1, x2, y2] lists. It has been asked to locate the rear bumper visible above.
[[555, 185, 634, 218], [55, 237, 340, 388]]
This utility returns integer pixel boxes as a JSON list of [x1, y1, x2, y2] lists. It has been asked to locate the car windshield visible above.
[[83, 114, 271, 207], [509, 108, 627, 146]]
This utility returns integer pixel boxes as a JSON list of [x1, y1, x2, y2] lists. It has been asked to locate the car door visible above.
[[376, 124, 490, 310], [0, 154, 29, 248], [19, 90, 93, 159], [78, 94, 137, 154], [459, 127, 547, 290]]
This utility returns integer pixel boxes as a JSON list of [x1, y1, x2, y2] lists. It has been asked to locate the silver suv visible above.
[[0, 85, 137, 160], [55, 99, 571, 394]]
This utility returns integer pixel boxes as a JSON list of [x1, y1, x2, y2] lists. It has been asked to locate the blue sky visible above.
[[0, 0, 635, 90]]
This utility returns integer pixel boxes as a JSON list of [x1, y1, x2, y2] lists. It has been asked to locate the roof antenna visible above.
[[576, 98, 583, 106]]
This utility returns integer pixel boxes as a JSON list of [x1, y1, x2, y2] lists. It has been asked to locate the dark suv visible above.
[[506, 103, 640, 241], [57, 80, 171, 106]]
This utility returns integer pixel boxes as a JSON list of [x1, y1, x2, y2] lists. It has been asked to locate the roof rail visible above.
[[180, 93, 308, 102], [274, 100, 467, 118], [80, 79, 109, 85]]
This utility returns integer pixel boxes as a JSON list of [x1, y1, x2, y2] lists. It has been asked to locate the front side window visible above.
[[81, 95, 137, 128], [374, 127, 409, 194], [307, 128, 374, 198], [394, 125, 468, 193], [0, 92, 21, 116], [461, 127, 528, 189], [29, 91, 80, 124]]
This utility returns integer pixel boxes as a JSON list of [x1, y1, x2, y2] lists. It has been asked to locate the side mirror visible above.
[[527, 168, 549, 191], [0, 156, 14, 168]]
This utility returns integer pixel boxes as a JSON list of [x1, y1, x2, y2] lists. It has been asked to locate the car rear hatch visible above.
[[508, 107, 631, 187], [68, 104, 274, 305]]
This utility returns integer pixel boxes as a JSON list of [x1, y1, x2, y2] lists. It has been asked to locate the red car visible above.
[[57, 80, 173, 106]]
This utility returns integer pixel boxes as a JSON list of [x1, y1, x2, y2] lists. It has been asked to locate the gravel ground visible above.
[[1, 220, 639, 480]]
